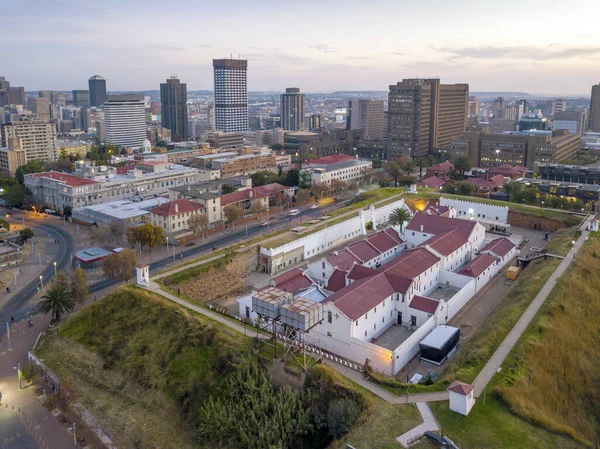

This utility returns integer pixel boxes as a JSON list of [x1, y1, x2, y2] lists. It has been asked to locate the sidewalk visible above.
[[0, 317, 75, 449]]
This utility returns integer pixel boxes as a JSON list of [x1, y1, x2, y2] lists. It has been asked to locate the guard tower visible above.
[[136, 264, 150, 287]]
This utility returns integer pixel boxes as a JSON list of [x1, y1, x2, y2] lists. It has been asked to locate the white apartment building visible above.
[[104, 95, 146, 149], [147, 199, 205, 236], [25, 164, 199, 212], [300, 158, 372, 186], [1, 118, 57, 162]]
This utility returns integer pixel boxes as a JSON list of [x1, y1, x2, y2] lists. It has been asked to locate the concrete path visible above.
[[396, 402, 440, 447], [472, 217, 592, 397]]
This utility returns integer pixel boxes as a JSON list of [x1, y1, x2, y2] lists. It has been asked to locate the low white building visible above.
[[440, 197, 509, 224], [300, 158, 372, 187], [448, 381, 475, 416]]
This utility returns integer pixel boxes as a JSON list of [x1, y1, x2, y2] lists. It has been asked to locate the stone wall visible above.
[[507, 210, 566, 232]]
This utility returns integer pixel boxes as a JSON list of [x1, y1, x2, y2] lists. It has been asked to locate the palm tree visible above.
[[37, 284, 75, 323], [416, 158, 427, 178], [389, 208, 412, 234]]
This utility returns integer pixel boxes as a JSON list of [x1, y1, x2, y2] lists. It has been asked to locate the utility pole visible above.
[[73, 422, 77, 447], [6, 322, 11, 351]]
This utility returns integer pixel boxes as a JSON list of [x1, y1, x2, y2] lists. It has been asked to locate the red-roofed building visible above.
[[220, 182, 292, 215], [465, 174, 505, 193], [448, 380, 475, 415], [25, 171, 100, 212], [303, 154, 355, 166], [426, 161, 454, 180], [269, 268, 314, 295], [419, 228, 471, 271], [409, 295, 440, 314], [489, 164, 527, 180], [418, 176, 446, 189], [458, 254, 496, 279], [480, 237, 518, 265], [148, 199, 205, 235]]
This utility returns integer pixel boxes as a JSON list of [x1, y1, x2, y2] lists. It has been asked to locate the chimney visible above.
[[420, 225, 424, 232], [175, 202, 179, 214]]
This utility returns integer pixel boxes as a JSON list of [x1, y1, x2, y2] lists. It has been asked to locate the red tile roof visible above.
[[28, 171, 99, 187], [431, 160, 454, 172], [457, 254, 496, 278], [409, 295, 440, 314], [149, 199, 204, 217], [380, 248, 440, 279], [116, 165, 134, 174], [383, 228, 403, 243], [270, 268, 313, 294], [480, 237, 516, 258], [348, 240, 380, 262], [466, 177, 497, 189], [304, 154, 354, 165], [326, 249, 360, 271], [448, 380, 474, 395], [423, 205, 450, 216], [253, 183, 290, 197], [418, 176, 445, 188], [347, 264, 378, 281], [384, 273, 413, 294], [406, 213, 477, 238], [326, 268, 348, 292], [421, 229, 468, 256], [325, 273, 395, 320], [366, 230, 402, 253], [490, 174, 506, 187], [220, 188, 268, 207]]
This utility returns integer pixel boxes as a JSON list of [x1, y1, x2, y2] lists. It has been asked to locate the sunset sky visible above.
[[2, 0, 599, 94]]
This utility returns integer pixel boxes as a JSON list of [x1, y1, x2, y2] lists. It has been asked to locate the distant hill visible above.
[[470, 91, 531, 99]]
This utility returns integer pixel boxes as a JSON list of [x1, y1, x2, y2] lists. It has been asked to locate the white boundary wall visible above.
[[440, 197, 509, 224], [260, 199, 412, 261]]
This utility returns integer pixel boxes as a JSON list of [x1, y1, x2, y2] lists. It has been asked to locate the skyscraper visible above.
[[38, 90, 52, 101], [213, 58, 248, 133], [104, 95, 146, 148], [589, 83, 600, 132], [553, 98, 566, 116], [89, 75, 107, 107], [0, 77, 10, 107], [27, 97, 50, 121], [1, 118, 57, 162], [160, 76, 188, 141], [280, 87, 305, 131], [72, 90, 90, 108], [8, 87, 25, 105], [387, 78, 468, 159], [347, 99, 384, 141]]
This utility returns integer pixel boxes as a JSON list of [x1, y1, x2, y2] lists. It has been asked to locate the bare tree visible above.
[[102, 249, 138, 284], [188, 213, 209, 237], [71, 267, 88, 304], [108, 219, 127, 245], [223, 204, 244, 226], [295, 189, 312, 205]]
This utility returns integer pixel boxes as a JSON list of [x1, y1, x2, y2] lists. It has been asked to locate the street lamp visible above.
[[495, 149, 500, 167], [53, 261, 57, 276], [39, 275, 44, 290]]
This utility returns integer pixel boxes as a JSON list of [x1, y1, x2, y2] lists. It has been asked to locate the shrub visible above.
[[327, 398, 361, 438]]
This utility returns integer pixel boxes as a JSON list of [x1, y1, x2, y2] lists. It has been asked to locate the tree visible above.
[[453, 156, 472, 177], [383, 161, 401, 187], [249, 201, 268, 220], [53, 271, 70, 290], [456, 181, 476, 196], [371, 158, 383, 169], [137, 222, 165, 252], [416, 157, 428, 178], [295, 189, 312, 205], [327, 398, 361, 438], [223, 204, 244, 224], [4, 184, 31, 208], [91, 225, 112, 246], [402, 160, 416, 176], [388, 207, 411, 233], [281, 168, 300, 187], [63, 206, 73, 217], [310, 181, 331, 199], [188, 213, 209, 235], [250, 170, 279, 187], [127, 226, 142, 249], [15, 161, 45, 184], [19, 227, 34, 243], [108, 219, 127, 244], [330, 179, 348, 194], [45, 158, 73, 172], [70, 268, 88, 304], [102, 249, 137, 284], [374, 170, 391, 187], [37, 284, 74, 323]]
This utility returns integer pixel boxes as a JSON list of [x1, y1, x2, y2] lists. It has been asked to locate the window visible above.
[[373, 323, 376, 330], [327, 311, 332, 323], [411, 315, 417, 326], [245, 306, 250, 319], [381, 317, 384, 323], [364, 330, 367, 337], [355, 320, 359, 326]]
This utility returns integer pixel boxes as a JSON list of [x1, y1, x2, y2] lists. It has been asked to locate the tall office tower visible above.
[[72, 90, 90, 108], [213, 58, 248, 132], [88, 75, 107, 107], [9, 87, 25, 105], [519, 99, 530, 115], [307, 114, 322, 131], [280, 87, 305, 131], [491, 97, 505, 118], [347, 99, 385, 141], [1, 118, 57, 162], [104, 95, 146, 148], [94, 120, 105, 142], [27, 97, 50, 121], [80, 107, 93, 131], [387, 79, 432, 159], [589, 83, 600, 131], [554, 111, 585, 136], [160, 76, 188, 141], [468, 96, 479, 116], [0, 77, 9, 107], [553, 98, 566, 116], [0, 77, 9, 91], [432, 81, 469, 148], [38, 90, 52, 100], [207, 103, 215, 130]]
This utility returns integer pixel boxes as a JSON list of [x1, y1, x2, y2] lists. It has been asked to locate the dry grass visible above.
[[493, 237, 600, 446], [37, 336, 196, 449]]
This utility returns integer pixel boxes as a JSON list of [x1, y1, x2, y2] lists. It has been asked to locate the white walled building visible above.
[[440, 197, 509, 224], [104, 94, 146, 149], [300, 158, 372, 187], [448, 381, 475, 416], [147, 199, 205, 236], [1, 118, 58, 162]]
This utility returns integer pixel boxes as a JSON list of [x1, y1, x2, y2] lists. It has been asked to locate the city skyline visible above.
[[2, 0, 600, 95]]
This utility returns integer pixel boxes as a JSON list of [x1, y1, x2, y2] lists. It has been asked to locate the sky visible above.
[[2, 0, 600, 95]]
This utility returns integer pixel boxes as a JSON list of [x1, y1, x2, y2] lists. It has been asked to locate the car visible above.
[[260, 221, 271, 227], [288, 209, 300, 216], [310, 204, 319, 209]]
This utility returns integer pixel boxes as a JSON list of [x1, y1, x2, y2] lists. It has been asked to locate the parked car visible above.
[[288, 209, 300, 216], [260, 221, 271, 227], [310, 204, 319, 209]]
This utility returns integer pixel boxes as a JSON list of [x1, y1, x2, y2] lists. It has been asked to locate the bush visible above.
[[327, 398, 361, 438]]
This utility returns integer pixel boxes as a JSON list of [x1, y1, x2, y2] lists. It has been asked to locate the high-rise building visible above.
[[0, 77, 9, 91], [104, 95, 146, 148], [160, 76, 188, 141], [213, 58, 248, 133], [80, 107, 93, 132], [553, 98, 566, 116], [27, 97, 50, 121], [280, 87, 305, 131], [8, 87, 25, 105], [388, 78, 468, 158], [589, 83, 600, 132], [387, 79, 431, 158], [1, 118, 57, 162], [307, 114, 322, 131], [491, 97, 505, 118], [347, 99, 384, 141], [0, 137, 27, 176], [88, 75, 107, 107], [554, 111, 584, 136], [72, 90, 90, 108], [468, 96, 479, 116], [39, 90, 52, 101]]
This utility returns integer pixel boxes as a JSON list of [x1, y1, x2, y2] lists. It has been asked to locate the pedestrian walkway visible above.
[[396, 402, 440, 447]]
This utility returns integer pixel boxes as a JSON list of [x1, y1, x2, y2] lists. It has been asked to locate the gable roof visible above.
[[253, 183, 289, 197], [383, 228, 403, 243], [348, 240, 380, 262], [423, 204, 450, 216], [421, 228, 468, 256], [326, 249, 360, 271], [380, 248, 440, 279], [418, 176, 445, 188], [431, 160, 454, 172], [270, 268, 313, 294], [28, 171, 99, 187], [409, 295, 440, 314], [406, 212, 477, 238], [149, 199, 204, 217], [326, 268, 348, 292], [347, 264, 379, 281], [220, 188, 269, 207], [366, 230, 402, 253], [457, 253, 496, 278], [448, 380, 474, 395], [480, 237, 516, 258]]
